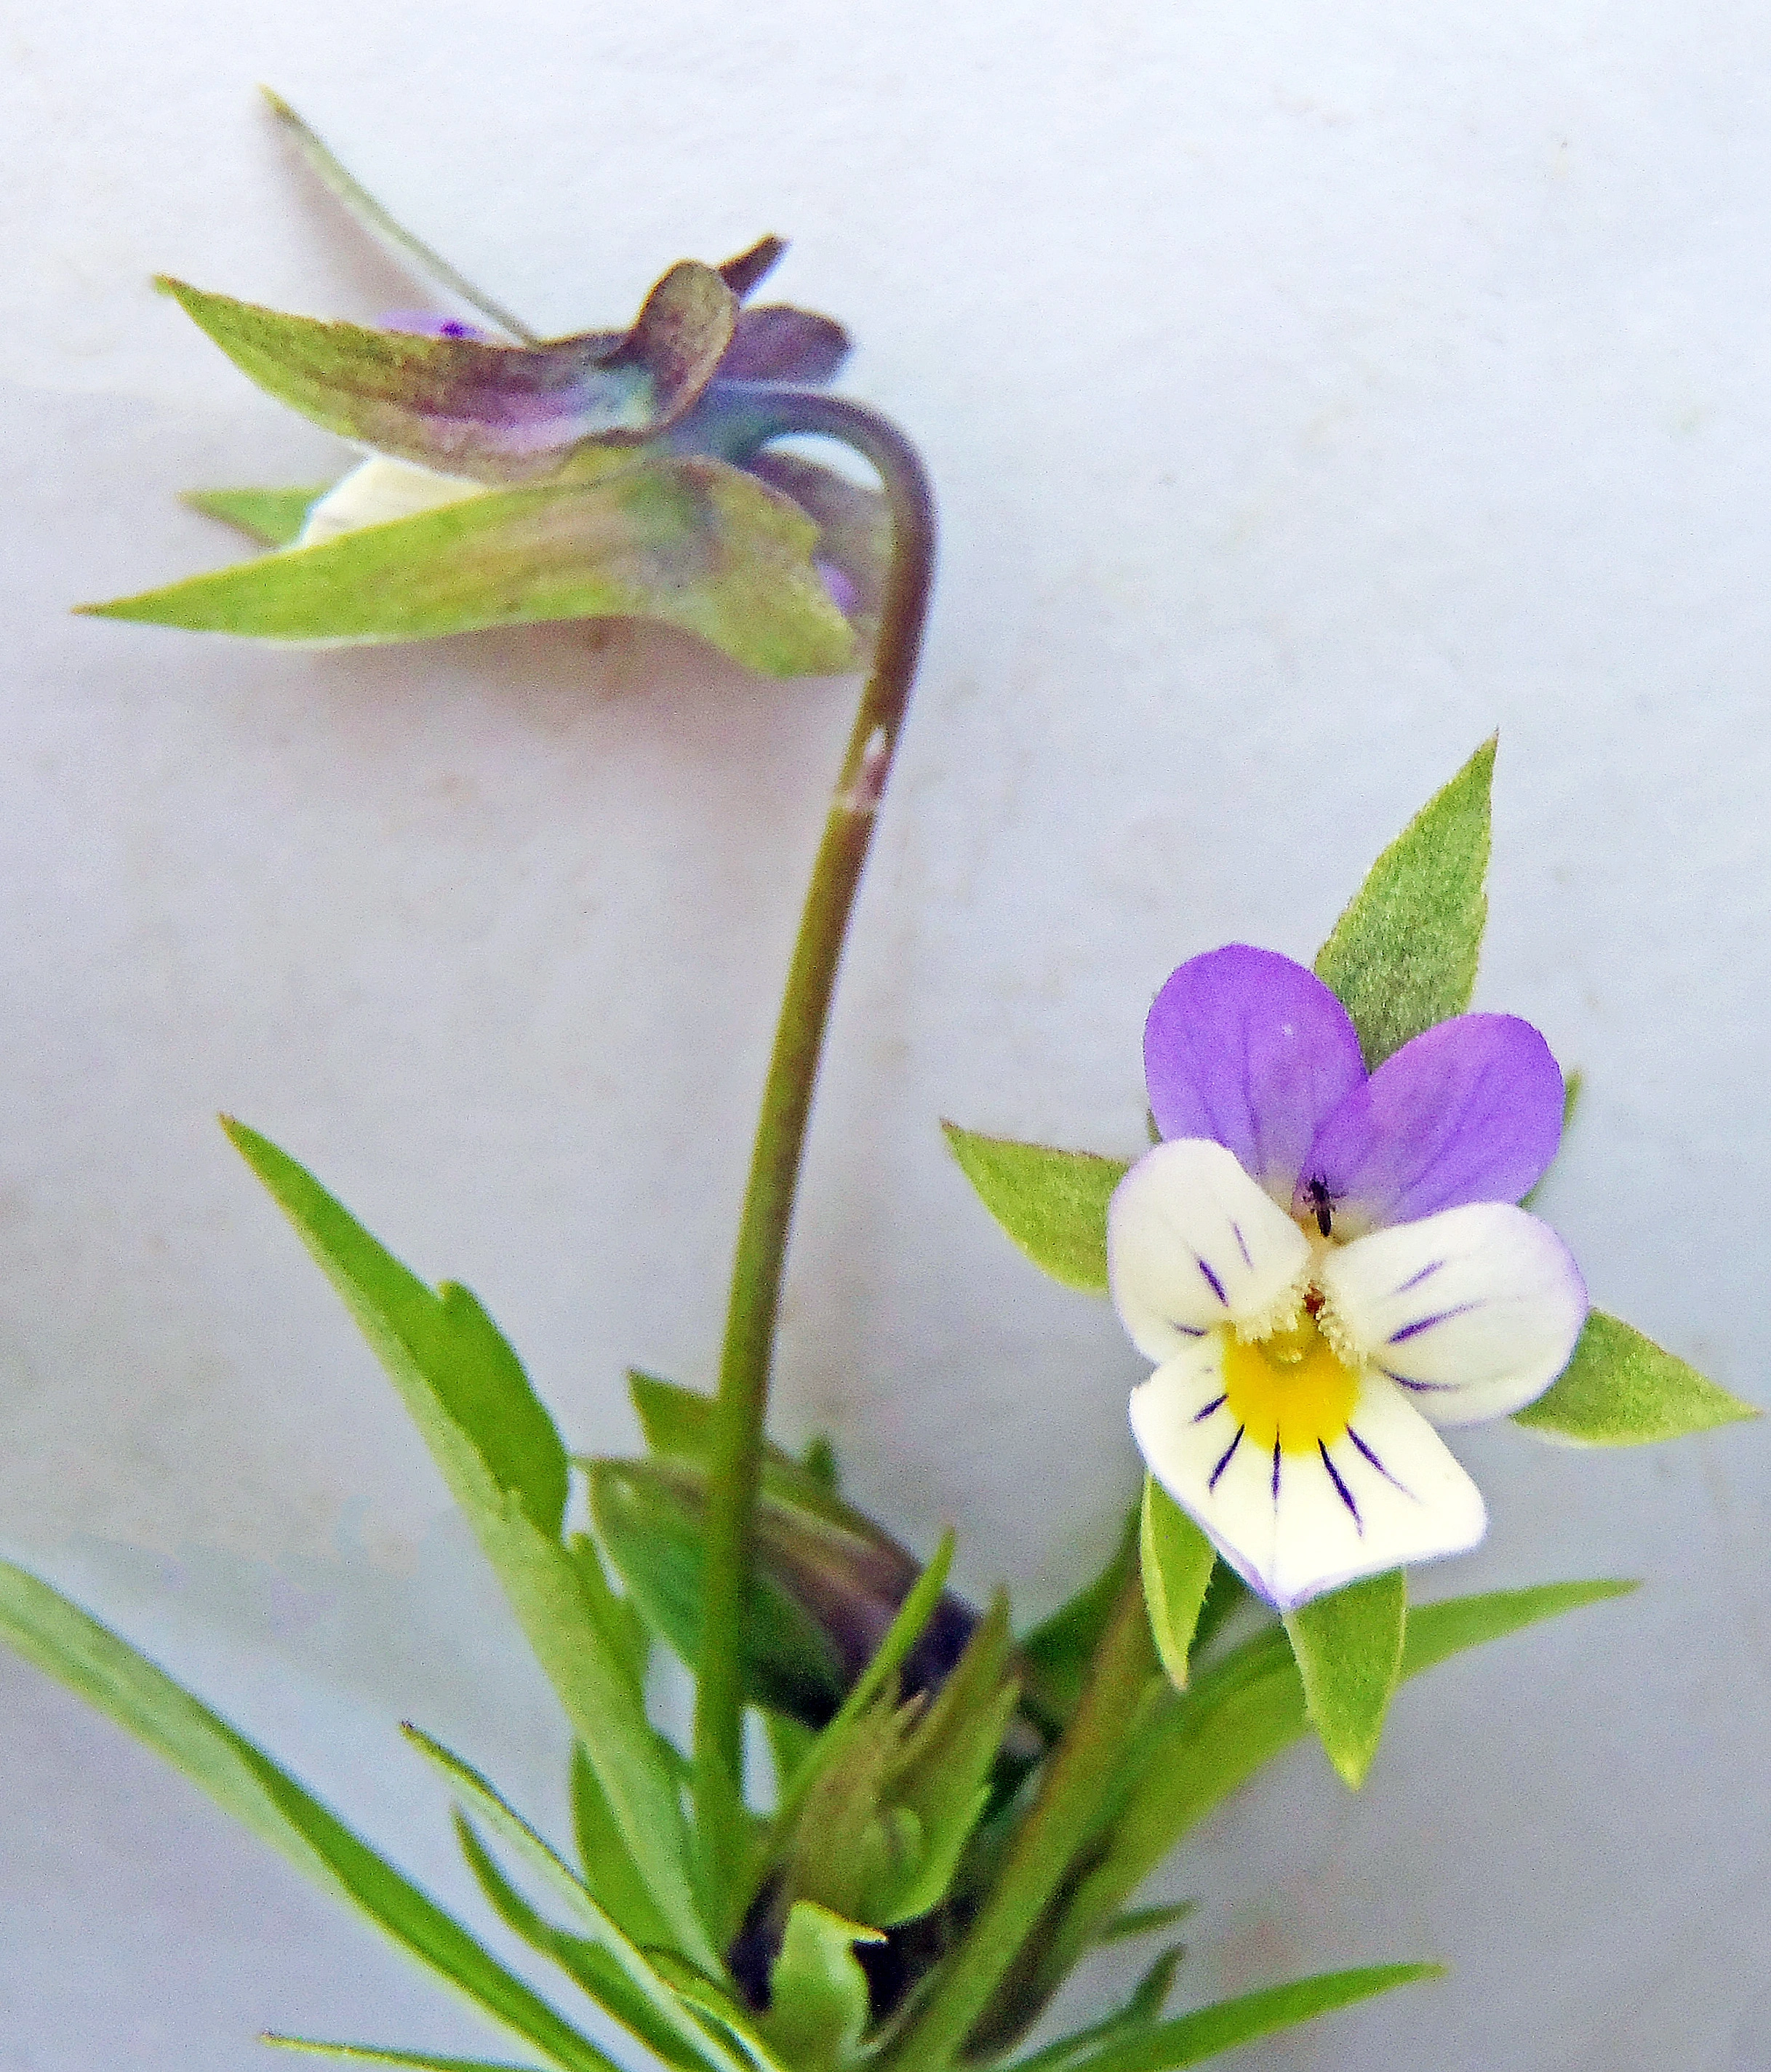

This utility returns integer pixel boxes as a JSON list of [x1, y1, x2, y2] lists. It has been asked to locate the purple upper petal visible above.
[[1299, 1012, 1564, 1236], [1145, 947, 1367, 1207]]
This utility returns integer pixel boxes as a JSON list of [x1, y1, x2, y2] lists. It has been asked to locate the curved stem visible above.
[[691, 391, 937, 1916]]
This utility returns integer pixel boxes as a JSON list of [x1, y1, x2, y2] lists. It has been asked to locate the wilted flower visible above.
[[1111, 944, 1587, 1609]]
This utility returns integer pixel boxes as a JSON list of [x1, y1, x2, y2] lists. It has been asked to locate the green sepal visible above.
[[152, 268, 734, 480], [0, 1564, 615, 2072], [755, 1903, 883, 2072], [1281, 1570, 1407, 1788], [220, 1120, 711, 1969], [1515, 1308, 1759, 1446], [83, 459, 856, 681], [184, 484, 331, 545], [942, 1123, 1129, 1294], [1314, 737, 1494, 1067], [1040, 1963, 1442, 2072], [1138, 1479, 1215, 1692]]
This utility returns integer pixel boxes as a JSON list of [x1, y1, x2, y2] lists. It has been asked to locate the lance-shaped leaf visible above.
[[1018, 1504, 1140, 1732], [1138, 1479, 1215, 1694], [1049, 1964, 1441, 2072], [1515, 1308, 1758, 1445], [1282, 1569, 1407, 1788], [265, 2046, 547, 2071], [220, 1121, 713, 1969], [154, 267, 735, 481], [82, 458, 857, 679], [1314, 736, 1495, 1068], [1009, 1945, 1184, 2072], [0, 1563, 615, 2072], [943, 1124, 1130, 1295]]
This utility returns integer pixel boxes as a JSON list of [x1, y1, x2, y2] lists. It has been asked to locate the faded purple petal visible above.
[[1145, 946, 1367, 1207], [719, 305, 852, 385], [1300, 1012, 1564, 1236]]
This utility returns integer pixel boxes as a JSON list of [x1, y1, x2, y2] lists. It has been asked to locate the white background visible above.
[[3, 4, 1770, 2067]]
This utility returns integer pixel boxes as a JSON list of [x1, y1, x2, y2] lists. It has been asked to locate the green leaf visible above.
[[1098, 1902, 1197, 1945], [755, 1903, 883, 2072], [1282, 1571, 1407, 1788], [407, 1726, 737, 2072], [150, 268, 732, 480], [1514, 1309, 1758, 1447], [569, 1742, 676, 1953], [1139, 1479, 1216, 1693], [265, 2046, 543, 2071], [82, 458, 856, 681], [451, 1816, 725, 2072], [220, 1121, 712, 1969], [0, 1563, 614, 2072], [1055, 1963, 1441, 2072], [1019, 1504, 1139, 1732], [184, 484, 330, 546], [1013, 1580, 1632, 2009], [942, 1124, 1129, 1294], [628, 1372, 801, 1479], [1009, 1945, 1185, 2072], [1314, 737, 1495, 1068]]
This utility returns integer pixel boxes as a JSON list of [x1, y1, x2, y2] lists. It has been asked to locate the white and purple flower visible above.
[[1111, 945, 1587, 1611]]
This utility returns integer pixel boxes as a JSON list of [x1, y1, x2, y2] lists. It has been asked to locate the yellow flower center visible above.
[[1221, 1308, 1362, 1455]]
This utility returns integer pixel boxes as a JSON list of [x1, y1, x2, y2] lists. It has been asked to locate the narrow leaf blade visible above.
[[1282, 1570, 1407, 1788], [1515, 1309, 1758, 1446], [1139, 1478, 1215, 1692], [1314, 737, 1495, 1067], [265, 2045, 543, 2071], [942, 1124, 1128, 1294], [1057, 1963, 1441, 2072], [220, 1121, 711, 1967], [0, 1564, 613, 2072]]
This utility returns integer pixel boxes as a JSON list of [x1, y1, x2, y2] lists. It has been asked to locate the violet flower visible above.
[[1110, 944, 1586, 1611]]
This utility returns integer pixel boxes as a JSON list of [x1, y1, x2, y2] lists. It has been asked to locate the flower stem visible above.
[[880, 1572, 1162, 2072], [691, 393, 937, 1919]]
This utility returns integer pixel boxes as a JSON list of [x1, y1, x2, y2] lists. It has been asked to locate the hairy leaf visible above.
[[1139, 1479, 1216, 1693], [1282, 1571, 1407, 1788], [1516, 1309, 1758, 1446], [1314, 737, 1494, 1068], [942, 1124, 1129, 1294]]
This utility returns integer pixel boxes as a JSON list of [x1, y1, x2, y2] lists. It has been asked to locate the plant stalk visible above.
[[692, 392, 937, 1913], [881, 1572, 1162, 2072]]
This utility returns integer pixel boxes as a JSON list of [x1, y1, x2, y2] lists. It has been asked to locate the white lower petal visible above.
[[1131, 1361, 1487, 1611], [1316, 1202, 1588, 1428], [1269, 1375, 1487, 1608], [1109, 1140, 1311, 1363], [297, 455, 488, 548]]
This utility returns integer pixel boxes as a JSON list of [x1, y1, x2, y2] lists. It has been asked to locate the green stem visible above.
[[881, 1573, 1162, 2072], [691, 393, 937, 1917]]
